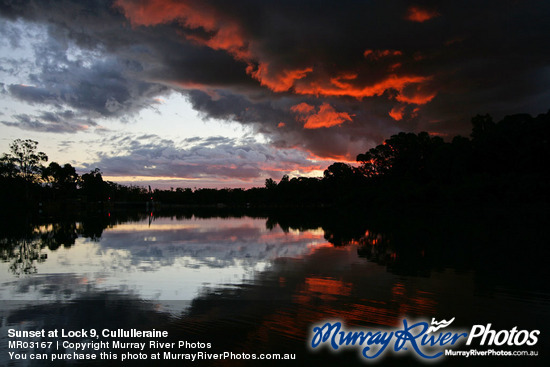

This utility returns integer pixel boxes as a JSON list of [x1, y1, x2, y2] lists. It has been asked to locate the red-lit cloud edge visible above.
[[115, 0, 438, 128]]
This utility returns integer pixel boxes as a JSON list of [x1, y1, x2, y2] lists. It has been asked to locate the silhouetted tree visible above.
[[0, 139, 48, 204], [81, 168, 109, 202], [2, 139, 48, 182], [323, 162, 355, 181], [279, 174, 290, 184], [265, 178, 277, 190], [357, 132, 446, 181], [0, 157, 17, 178], [42, 162, 79, 197], [470, 114, 495, 141]]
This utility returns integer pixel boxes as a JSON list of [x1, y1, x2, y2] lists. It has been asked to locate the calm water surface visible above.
[[1, 211, 548, 366]]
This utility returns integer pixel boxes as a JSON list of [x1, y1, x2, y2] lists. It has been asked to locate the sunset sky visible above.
[[1, 0, 549, 188]]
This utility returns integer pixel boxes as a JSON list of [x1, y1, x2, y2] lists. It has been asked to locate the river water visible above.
[[0, 209, 548, 366]]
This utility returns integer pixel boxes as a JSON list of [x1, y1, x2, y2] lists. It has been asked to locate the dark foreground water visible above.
[[1, 207, 548, 366]]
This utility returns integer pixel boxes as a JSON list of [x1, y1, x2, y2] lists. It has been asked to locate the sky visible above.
[[1, 0, 549, 189]]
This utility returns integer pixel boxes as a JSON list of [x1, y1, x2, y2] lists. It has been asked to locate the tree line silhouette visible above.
[[1, 110, 549, 212]]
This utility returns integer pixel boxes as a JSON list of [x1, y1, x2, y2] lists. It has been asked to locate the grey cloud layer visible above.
[[86, 134, 319, 181], [2, 111, 95, 133]]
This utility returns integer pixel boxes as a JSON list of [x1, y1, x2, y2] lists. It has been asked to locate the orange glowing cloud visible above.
[[115, 0, 215, 29], [329, 73, 358, 89], [247, 63, 313, 92], [290, 102, 315, 114], [115, 0, 250, 60], [294, 74, 430, 100], [308, 153, 358, 165], [395, 90, 436, 104], [291, 102, 353, 129], [389, 105, 405, 121], [389, 63, 402, 71], [406, 6, 440, 22], [186, 23, 251, 61]]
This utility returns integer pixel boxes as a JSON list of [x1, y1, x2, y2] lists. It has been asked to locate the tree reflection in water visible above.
[[1, 219, 81, 276], [0, 211, 156, 276], [3, 237, 45, 276], [0, 204, 547, 286]]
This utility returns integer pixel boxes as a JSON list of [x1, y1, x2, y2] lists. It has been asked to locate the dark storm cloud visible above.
[[1, 0, 549, 158], [1, 110, 96, 133], [7, 39, 168, 119]]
